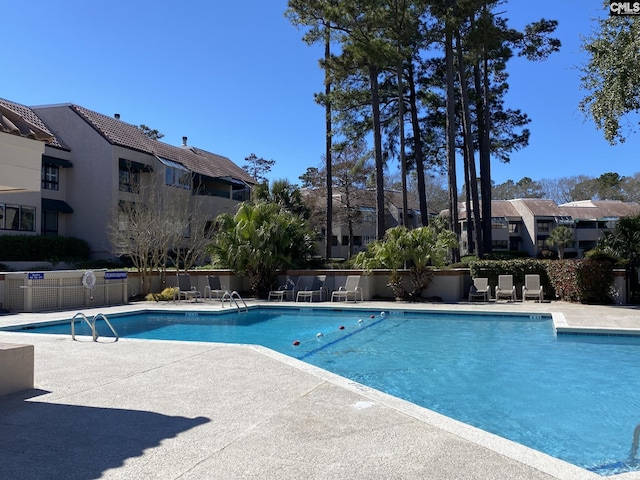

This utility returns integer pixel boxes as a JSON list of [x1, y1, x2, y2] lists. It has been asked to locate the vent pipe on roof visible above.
[[114, 113, 120, 120], [182, 136, 188, 146]]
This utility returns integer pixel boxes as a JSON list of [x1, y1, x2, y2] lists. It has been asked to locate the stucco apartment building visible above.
[[0, 97, 254, 260], [458, 198, 640, 257], [307, 188, 426, 259]]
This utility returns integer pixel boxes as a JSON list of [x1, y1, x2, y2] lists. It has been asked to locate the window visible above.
[[353, 236, 362, 246], [119, 168, 140, 193], [342, 236, 349, 245], [0, 204, 35, 231], [492, 240, 508, 250], [166, 165, 191, 189], [536, 236, 549, 249], [42, 211, 58, 236], [42, 165, 59, 190], [537, 221, 551, 233], [331, 235, 338, 246], [364, 235, 375, 246], [491, 217, 508, 229], [509, 222, 519, 234], [158, 158, 191, 190], [359, 206, 375, 223]]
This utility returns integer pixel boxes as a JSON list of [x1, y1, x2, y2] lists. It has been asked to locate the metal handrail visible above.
[[71, 312, 118, 342], [93, 313, 119, 341], [71, 312, 96, 341], [221, 291, 248, 312]]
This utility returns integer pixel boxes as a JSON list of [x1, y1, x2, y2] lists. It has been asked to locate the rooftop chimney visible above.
[[114, 113, 120, 120], [182, 136, 188, 147]]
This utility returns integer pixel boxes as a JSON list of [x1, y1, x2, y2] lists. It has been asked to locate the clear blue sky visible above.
[[2, 0, 638, 187]]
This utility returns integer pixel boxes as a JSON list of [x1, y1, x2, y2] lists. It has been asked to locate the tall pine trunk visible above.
[[369, 63, 386, 240], [324, 26, 333, 260], [445, 23, 460, 263], [407, 61, 428, 227], [455, 27, 483, 257]]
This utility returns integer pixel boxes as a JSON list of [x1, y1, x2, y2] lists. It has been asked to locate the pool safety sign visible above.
[[610, 1, 640, 14], [28, 272, 44, 280], [104, 271, 127, 280]]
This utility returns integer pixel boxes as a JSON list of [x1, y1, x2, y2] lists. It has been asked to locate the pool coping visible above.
[[1, 300, 639, 479]]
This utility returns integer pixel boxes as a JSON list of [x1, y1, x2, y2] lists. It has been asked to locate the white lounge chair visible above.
[[268, 276, 298, 302], [495, 275, 516, 301], [174, 273, 202, 302], [522, 274, 544, 302], [468, 277, 490, 302], [296, 275, 326, 302], [331, 275, 363, 303]]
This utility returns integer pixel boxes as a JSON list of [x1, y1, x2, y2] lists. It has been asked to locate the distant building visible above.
[[0, 97, 254, 260], [304, 188, 433, 259], [457, 198, 640, 257]]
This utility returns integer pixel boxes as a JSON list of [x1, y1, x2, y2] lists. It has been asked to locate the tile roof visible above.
[[0, 97, 68, 149], [457, 200, 521, 220], [559, 200, 640, 220], [68, 104, 255, 185], [509, 198, 561, 217]]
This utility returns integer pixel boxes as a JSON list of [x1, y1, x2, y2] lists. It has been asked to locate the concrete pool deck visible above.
[[0, 300, 639, 480]]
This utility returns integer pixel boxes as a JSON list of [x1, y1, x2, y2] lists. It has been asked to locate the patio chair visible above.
[[522, 274, 544, 302], [268, 276, 298, 302], [174, 273, 202, 302], [296, 275, 326, 302], [468, 277, 490, 302], [331, 275, 363, 303], [495, 275, 516, 302], [204, 275, 226, 300]]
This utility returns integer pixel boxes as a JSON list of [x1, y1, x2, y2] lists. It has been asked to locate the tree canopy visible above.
[[579, 2, 640, 144]]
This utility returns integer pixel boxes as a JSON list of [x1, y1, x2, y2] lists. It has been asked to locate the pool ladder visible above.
[[221, 291, 248, 312], [71, 312, 119, 342]]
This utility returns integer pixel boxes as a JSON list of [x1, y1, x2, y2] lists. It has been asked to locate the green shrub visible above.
[[0, 235, 90, 262], [472, 258, 615, 304], [546, 259, 614, 304]]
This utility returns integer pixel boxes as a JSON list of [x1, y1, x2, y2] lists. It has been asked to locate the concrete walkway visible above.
[[0, 300, 639, 480]]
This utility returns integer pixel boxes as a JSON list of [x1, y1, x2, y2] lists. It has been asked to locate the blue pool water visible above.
[[6, 307, 640, 476]]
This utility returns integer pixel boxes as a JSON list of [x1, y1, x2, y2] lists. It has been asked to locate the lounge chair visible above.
[[204, 275, 226, 300], [468, 277, 490, 302], [174, 273, 202, 302], [331, 275, 363, 303], [296, 275, 326, 302], [268, 276, 298, 302], [522, 274, 544, 302], [495, 275, 516, 301]]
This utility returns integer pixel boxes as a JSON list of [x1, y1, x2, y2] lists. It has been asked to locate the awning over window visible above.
[[218, 176, 250, 188], [42, 155, 73, 168], [119, 158, 153, 172], [157, 156, 189, 173], [42, 198, 73, 213]]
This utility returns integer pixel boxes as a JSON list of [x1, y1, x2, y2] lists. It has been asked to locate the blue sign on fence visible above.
[[104, 271, 128, 280], [28, 272, 45, 280]]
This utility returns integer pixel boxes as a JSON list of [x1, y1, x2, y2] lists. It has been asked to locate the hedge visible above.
[[470, 258, 614, 304], [0, 235, 90, 263]]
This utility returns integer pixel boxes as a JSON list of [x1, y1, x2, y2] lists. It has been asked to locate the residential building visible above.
[[457, 198, 640, 257], [0, 97, 254, 260], [304, 188, 428, 259]]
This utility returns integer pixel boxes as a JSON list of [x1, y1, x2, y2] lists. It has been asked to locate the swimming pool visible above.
[[6, 307, 640, 476]]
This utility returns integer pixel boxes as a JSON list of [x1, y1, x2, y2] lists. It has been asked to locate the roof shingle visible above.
[[68, 104, 254, 184]]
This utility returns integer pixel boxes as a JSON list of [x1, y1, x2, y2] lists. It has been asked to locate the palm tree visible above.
[[208, 202, 316, 297], [353, 225, 457, 300], [546, 226, 574, 260]]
